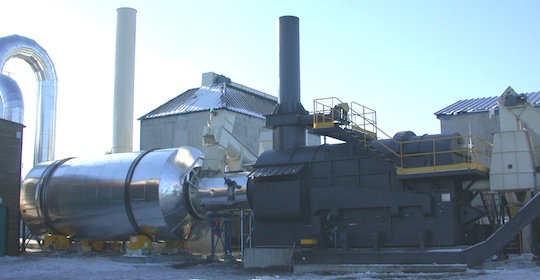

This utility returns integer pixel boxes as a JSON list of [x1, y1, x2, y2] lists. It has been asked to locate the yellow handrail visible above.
[[350, 101, 377, 138], [395, 135, 492, 174], [312, 98, 493, 175], [313, 97, 347, 129]]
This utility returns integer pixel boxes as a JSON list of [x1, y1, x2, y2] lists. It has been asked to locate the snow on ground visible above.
[[1, 253, 539, 280]]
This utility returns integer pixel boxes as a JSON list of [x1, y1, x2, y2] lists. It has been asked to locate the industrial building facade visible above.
[[435, 87, 540, 143], [139, 72, 320, 155]]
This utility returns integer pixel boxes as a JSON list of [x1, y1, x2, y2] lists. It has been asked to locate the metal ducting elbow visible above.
[[0, 34, 57, 165], [0, 74, 24, 123]]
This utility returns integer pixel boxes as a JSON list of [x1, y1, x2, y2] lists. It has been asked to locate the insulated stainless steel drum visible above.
[[20, 146, 206, 241]]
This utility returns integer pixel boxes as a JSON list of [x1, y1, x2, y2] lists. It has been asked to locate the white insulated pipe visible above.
[[112, 7, 137, 153]]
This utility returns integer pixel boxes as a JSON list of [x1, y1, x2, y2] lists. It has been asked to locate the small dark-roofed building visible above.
[[435, 87, 540, 143], [139, 72, 319, 155]]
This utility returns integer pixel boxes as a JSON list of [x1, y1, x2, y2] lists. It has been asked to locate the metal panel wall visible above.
[[0, 118, 23, 256], [0, 207, 6, 256]]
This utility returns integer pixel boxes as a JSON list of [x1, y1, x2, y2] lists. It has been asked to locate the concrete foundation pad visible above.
[[293, 263, 468, 274]]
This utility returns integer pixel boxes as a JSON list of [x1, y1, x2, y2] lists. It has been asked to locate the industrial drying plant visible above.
[[1, 8, 540, 272]]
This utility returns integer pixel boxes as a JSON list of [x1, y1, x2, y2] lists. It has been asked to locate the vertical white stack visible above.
[[112, 7, 137, 153]]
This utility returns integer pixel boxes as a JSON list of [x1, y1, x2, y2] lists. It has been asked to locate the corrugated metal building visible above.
[[435, 87, 540, 142], [139, 72, 319, 156]]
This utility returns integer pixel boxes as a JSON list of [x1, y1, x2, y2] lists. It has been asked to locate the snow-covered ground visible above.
[[1, 253, 539, 280]]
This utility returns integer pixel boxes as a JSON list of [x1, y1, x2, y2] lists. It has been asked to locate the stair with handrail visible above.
[[311, 97, 492, 178]]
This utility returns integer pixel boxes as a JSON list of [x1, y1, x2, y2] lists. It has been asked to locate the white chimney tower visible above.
[[112, 7, 137, 153]]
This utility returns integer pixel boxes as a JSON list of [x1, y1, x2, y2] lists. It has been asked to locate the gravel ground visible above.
[[1, 253, 540, 280]]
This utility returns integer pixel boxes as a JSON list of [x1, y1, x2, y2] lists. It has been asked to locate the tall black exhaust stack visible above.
[[268, 16, 308, 150]]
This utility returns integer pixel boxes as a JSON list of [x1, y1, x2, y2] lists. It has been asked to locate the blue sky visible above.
[[1, 1, 539, 175]]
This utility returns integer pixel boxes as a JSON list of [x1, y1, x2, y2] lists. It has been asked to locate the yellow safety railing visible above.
[[394, 135, 492, 175], [313, 97, 492, 176], [350, 101, 377, 139], [313, 97, 377, 137], [313, 97, 347, 129]]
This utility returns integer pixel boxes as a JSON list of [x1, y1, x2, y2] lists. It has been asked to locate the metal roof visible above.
[[434, 91, 540, 116], [139, 83, 278, 120]]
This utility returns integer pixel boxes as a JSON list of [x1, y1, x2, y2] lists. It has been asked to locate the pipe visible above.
[[20, 146, 207, 241], [0, 34, 57, 165], [278, 16, 301, 113], [112, 7, 137, 153], [273, 16, 307, 150], [20, 144, 251, 241], [185, 172, 250, 219], [0, 74, 24, 124]]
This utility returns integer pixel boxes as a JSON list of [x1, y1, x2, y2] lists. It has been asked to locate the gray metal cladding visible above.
[[435, 91, 540, 116], [20, 147, 206, 241], [0, 75, 24, 123], [139, 84, 277, 120], [0, 34, 57, 164]]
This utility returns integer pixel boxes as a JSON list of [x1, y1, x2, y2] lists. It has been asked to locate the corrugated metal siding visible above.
[[435, 91, 540, 116], [224, 85, 277, 118], [139, 84, 277, 120]]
